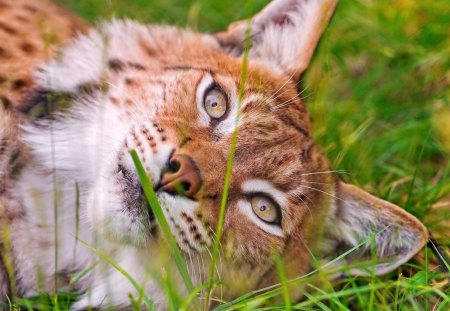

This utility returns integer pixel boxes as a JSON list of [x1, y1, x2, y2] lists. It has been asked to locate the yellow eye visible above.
[[251, 195, 280, 224], [204, 87, 227, 119]]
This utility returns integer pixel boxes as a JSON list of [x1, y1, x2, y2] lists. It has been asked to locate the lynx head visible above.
[[26, 0, 427, 297]]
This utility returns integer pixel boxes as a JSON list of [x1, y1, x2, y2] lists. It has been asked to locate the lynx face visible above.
[[101, 58, 329, 255], [31, 22, 331, 283], [1, 0, 428, 308]]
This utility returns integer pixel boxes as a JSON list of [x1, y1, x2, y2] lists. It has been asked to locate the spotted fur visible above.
[[0, 0, 428, 309]]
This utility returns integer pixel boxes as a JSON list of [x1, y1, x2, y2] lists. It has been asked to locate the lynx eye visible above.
[[204, 86, 227, 119], [251, 195, 280, 224]]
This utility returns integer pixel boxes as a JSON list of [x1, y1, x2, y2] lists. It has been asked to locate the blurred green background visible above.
[[58, 0, 450, 237]]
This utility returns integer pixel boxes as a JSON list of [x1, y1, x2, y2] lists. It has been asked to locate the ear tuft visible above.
[[216, 0, 339, 80], [322, 181, 428, 276]]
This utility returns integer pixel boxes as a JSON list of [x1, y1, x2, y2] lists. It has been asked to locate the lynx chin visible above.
[[0, 0, 428, 309]]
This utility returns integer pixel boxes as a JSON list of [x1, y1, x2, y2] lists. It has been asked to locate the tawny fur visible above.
[[0, 0, 89, 109], [0, 0, 427, 309]]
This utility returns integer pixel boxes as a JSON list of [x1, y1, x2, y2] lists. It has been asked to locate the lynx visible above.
[[0, 0, 428, 309]]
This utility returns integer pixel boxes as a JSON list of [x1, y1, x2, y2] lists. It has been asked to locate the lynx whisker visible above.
[[301, 180, 333, 186], [206, 248, 223, 298], [208, 226, 225, 270], [301, 185, 346, 203], [195, 252, 203, 285], [262, 74, 306, 107], [262, 70, 299, 105], [186, 248, 196, 282], [269, 87, 309, 111], [299, 170, 350, 177], [104, 81, 139, 107], [295, 193, 313, 217], [191, 249, 202, 286]]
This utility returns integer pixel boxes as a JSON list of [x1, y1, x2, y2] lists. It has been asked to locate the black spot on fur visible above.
[[0, 140, 6, 154], [11, 79, 28, 90], [300, 143, 314, 161], [189, 225, 197, 233], [0, 21, 17, 34], [77, 83, 100, 95], [0, 47, 8, 58], [124, 78, 135, 86], [127, 62, 146, 70], [15, 15, 30, 23], [0, 96, 11, 109], [298, 194, 307, 202], [108, 59, 125, 72], [20, 42, 34, 54], [23, 4, 38, 13], [208, 132, 222, 142]]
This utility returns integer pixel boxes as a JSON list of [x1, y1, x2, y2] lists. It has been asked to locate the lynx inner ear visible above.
[[320, 181, 428, 276], [215, 0, 338, 80]]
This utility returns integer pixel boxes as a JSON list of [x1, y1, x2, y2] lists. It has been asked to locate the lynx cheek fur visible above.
[[0, 0, 428, 309]]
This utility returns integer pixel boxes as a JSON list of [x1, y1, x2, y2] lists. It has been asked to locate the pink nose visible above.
[[159, 154, 201, 198]]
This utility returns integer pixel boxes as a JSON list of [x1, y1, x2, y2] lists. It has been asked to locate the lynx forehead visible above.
[[0, 0, 427, 310]]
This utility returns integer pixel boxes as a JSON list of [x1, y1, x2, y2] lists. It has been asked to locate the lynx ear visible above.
[[215, 0, 338, 80], [321, 181, 428, 276]]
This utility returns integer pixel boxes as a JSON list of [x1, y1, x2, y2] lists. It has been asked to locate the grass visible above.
[[4, 0, 450, 309]]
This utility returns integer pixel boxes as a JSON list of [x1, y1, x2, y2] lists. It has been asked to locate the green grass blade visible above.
[[273, 253, 291, 311], [78, 239, 156, 310], [204, 15, 252, 310], [129, 149, 198, 309], [180, 283, 209, 311], [69, 262, 97, 285]]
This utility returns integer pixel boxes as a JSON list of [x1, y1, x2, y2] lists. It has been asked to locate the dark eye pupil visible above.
[[211, 101, 218, 107], [260, 205, 266, 212]]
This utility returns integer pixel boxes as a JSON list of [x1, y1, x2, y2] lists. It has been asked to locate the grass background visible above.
[[17, 0, 450, 309]]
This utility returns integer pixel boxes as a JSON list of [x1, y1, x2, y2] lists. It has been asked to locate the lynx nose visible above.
[[159, 154, 201, 198]]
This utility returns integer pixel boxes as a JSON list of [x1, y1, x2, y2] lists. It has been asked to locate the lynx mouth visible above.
[[117, 164, 157, 231]]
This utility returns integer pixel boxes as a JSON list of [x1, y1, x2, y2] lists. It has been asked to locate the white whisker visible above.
[[299, 170, 350, 177], [301, 184, 346, 203], [301, 180, 333, 186], [262, 70, 299, 105], [206, 248, 223, 300], [269, 86, 308, 111], [294, 193, 313, 217]]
